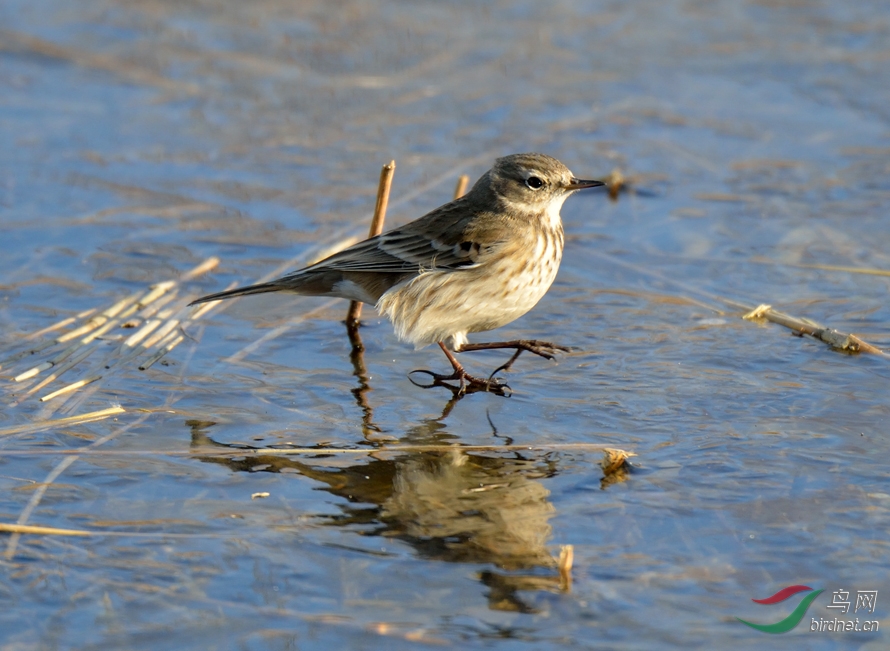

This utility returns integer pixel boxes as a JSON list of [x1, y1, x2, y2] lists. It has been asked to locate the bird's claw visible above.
[[408, 369, 511, 397]]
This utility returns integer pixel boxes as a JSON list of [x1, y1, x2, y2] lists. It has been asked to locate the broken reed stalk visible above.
[[593, 250, 887, 358], [0, 406, 125, 437], [346, 160, 396, 327], [3, 257, 218, 411], [741, 304, 886, 355], [39, 376, 101, 402], [558, 544, 574, 591], [454, 174, 469, 199], [0, 523, 93, 537]]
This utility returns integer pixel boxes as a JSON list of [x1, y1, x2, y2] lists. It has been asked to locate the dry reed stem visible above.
[[24, 308, 96, 341], [138, 281, 177, 307], [55, 292, 142, 343], [347, 160, 395, 325], [0, 523, 231, 539], [0, 339, 57, 371], [14, 342, 84, 381], [141, 319, 181, 349], [136, 289, 179, 319], [39, 376, 101, 402], [558, 544, 574, 590], [80, 317, 122, 343], [752, 259, 890, 278], [2, 527, 236, 541], [13, 361, 52, 383], [123, 319, 162, 347], [14, 346, 97, 403], [138, 334, 184, 370], [594, 251, 887, 357], [743, 305, 886, 354], [5, 257, 219, 400], [0, 523, 93, 536], [453, 174, 469, 199], [0, 406, 125, 438], [180, 256, 220, 281], [55, 317, 110, 344]]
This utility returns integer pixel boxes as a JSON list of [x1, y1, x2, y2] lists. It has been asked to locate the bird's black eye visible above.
[[525, 176, 544, 190]]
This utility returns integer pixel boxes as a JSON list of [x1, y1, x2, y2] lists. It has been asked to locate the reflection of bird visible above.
[[381, 449, 556, 571], [191, 153, 603, 391]]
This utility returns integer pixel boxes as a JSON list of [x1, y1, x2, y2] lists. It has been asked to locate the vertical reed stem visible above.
[[346, 160, 396, 327]]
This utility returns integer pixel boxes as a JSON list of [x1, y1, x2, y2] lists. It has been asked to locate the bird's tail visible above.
[[188, 282, 284, 306]]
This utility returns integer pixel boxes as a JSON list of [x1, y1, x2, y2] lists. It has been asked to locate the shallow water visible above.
[[1, 1, 888, 648]]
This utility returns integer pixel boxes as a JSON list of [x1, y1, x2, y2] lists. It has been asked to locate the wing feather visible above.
[[287, 197, 504, 277]]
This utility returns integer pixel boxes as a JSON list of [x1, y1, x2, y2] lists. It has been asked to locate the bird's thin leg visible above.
[[438, 342, 464, 374], [435, 343, 492, 393]]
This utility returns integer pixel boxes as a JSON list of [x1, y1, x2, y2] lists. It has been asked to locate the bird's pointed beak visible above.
[[566, 177, 606, 191]]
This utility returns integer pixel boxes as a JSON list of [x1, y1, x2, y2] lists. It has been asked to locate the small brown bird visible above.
[[190, 153, 603, 392]]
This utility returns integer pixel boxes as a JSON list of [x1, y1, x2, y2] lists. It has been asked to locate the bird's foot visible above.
[[457, 339, 572, 379], [514, 339, 572, 359], [459, 339, 571, 360], [408, 368, 511, 397]]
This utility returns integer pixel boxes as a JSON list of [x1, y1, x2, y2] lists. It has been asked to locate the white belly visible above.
[[377, 229, 563, 349]]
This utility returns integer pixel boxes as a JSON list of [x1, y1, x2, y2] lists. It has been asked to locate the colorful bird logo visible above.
[[737, 585, 824, 634]]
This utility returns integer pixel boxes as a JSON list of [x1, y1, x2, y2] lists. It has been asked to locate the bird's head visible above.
[[483, 153, 603, 212]]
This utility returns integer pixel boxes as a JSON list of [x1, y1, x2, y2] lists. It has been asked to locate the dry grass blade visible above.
[[13, 346, 97, 404], [0, 406, 125, 437], [0, 523, 93, 537], [138, 334, 184, 370], [39, 376, 102, 402], [136, 290, 179, 319], [2, 256, 221, 407], [747, 258, 890, 278], [123, 319, 162, 347], [0, 338, 58, 371], [55, 293, 139, 342], [180, 256, 220, 281], [24, 308, 96, 341], [141, 319, 181, 349]]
